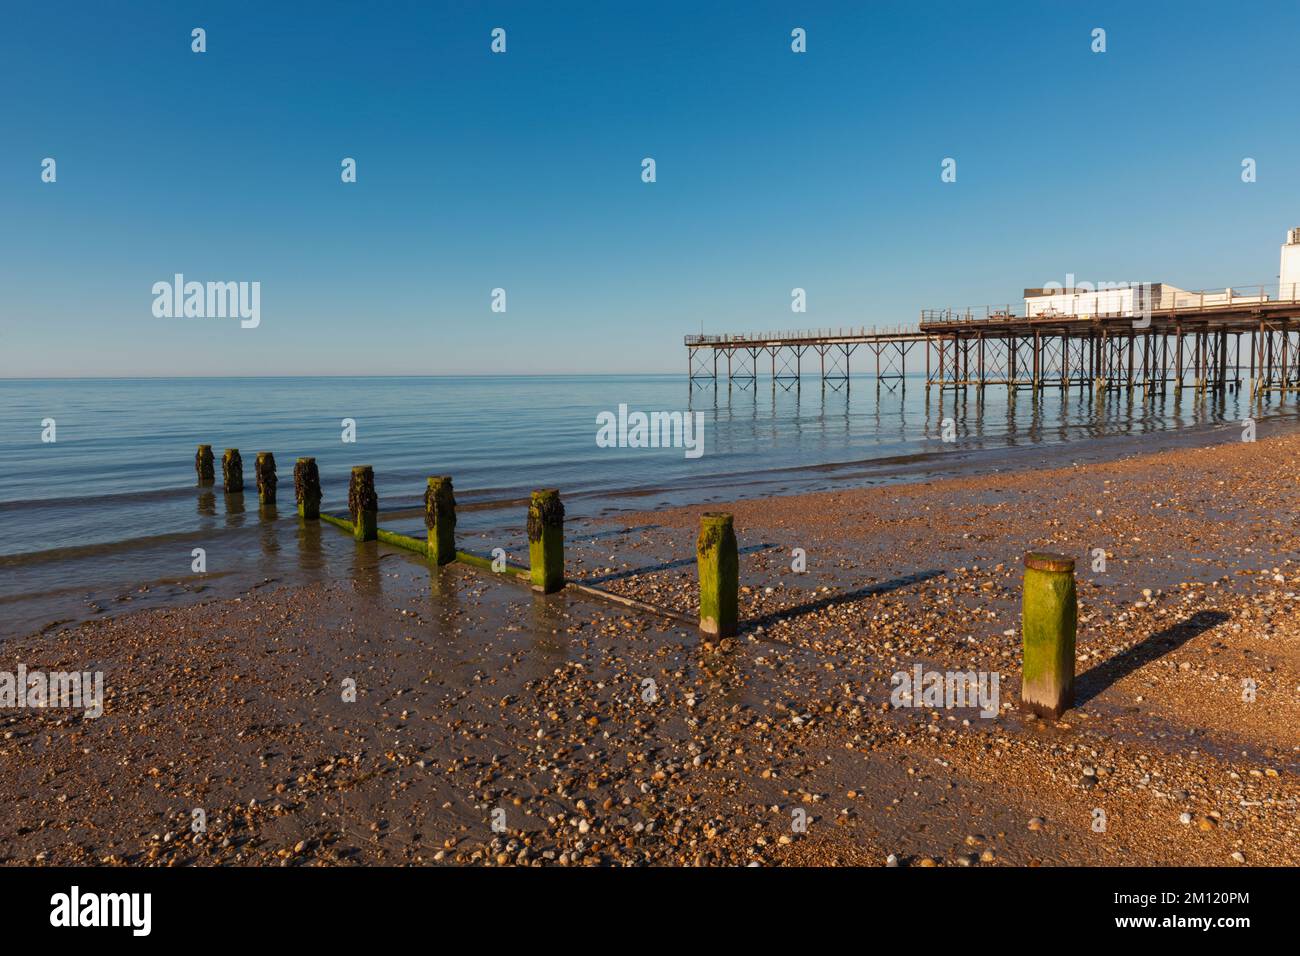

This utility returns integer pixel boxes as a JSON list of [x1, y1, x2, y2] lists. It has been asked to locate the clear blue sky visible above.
[[1, 0, 1296, 376]]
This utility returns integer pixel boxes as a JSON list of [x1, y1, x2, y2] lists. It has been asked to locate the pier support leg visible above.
[[294, 457, 321, 520], [1126, 332, 1135, 391], [1032, 332, 1041, 392], [1175, 328, 1184, 394], [1250, 324, 1259, 394], [527, 489, 565, 593], [222, 449, 244, 493], [196, 444, 215, 485], [1020, 551, 1077, 719], [348, 465, 378, 542], [425, 476, 457, 565], [697, 512, 738, 637]]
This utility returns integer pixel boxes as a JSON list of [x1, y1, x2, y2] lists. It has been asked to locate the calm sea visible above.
[[0, 375, 1291, 637]]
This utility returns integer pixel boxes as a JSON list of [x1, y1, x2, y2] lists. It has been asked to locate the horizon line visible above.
[[0, 371, 699, 381]]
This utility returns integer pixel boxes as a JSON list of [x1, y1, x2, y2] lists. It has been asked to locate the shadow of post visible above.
[[1073, 609, 1229, 707], [582, 543, 777, 585], [747, 569, 947, 630]]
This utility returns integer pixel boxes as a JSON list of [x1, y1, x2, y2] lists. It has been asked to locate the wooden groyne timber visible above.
[[194, 447, 1083, 718]]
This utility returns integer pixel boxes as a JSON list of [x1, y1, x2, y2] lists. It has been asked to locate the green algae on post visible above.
[[222, 448, 243, 493], [377, 528, 427, 556], [195, 444, 215, 485], [255, 451, 277, 505], [1021, 551, 1077, 719], [455, 549, 499, 573], [697, 512, 738, 637], [319, 511, 352, 533], [348, 465, 378, 542], [424, 476, 457, 566], [294, 457, 321, 520], [526, 489, 564, 593]]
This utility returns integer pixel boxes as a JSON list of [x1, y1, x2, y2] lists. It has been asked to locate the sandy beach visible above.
[[2, 431, 1296, 867]]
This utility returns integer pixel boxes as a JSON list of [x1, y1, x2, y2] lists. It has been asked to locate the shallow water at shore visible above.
[[2, 374, 1297, 637]]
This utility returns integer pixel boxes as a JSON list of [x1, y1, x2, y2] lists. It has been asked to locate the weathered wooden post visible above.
[[424, 476, 457, 565], [222, 448, 243, 493], [348, 465, 378, 542], [255, 452, 277, 505], [696, 512, 738, 637], [196, 444, 215, 485], [1021, 551, 1077, 718], [294, 457, 321, 520], [527, 489, 564, 592]]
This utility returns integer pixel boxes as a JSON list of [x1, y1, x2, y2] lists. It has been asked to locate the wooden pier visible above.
[[686, 285, 1300, 397]]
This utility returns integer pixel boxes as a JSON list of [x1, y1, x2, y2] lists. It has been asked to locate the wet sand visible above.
[[2, 431, 1297, 866]]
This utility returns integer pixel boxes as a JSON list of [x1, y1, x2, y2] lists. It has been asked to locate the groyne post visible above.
[[255, 451, 277, 505], [425, 476, 457, 565], [348, 465, 378, 542], [294, 457, 321, 520], [196, 444, 215, 485], [222, 448, 243, 493], [1021, 551, 1077, 718], [697, 512, 738, 637], [527, 489, 564, 593]]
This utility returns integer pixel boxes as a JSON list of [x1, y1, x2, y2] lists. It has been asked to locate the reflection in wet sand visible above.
[[350, 541, 383, 599], [425, 563, 461, 637], [529, 591, 568, 659], [296, 518, 324, 574]]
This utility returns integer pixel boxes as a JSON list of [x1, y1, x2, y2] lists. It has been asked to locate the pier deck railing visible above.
[[685, 324, 918, 345]]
